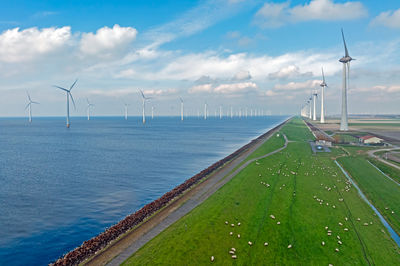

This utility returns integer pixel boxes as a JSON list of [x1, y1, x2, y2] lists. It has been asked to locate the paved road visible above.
[[367, 147, 400, 171], [106, 133, 289, 265]]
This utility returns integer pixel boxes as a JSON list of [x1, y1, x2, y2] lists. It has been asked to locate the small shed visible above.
[[359, 135, 383, 144]]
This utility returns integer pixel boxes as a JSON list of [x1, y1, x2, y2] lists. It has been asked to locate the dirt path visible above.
[[83, 123, 288, 266]]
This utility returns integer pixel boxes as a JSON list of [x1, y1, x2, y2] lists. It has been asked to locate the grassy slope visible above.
[[337, 156, 400, 235], [368, 158, 400, 184], [123, 118, 400, 265]]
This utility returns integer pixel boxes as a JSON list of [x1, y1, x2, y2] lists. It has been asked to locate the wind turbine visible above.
[[86, 98, 94, 121], [339, 28, 353, 131], [139, 89, 151, 124], [151, 105, 154, 119], [123, 102, 129, 120], [204, 102, 207, 120], [53, 79, 77, 128], [230, 106, 233, 118], [312, 90, 318, 121], [25, 91, 39, 123], [308, 97, 312, 119], [219, 105, 222, 119], [180, 97, 184, 121], [320, 67, 328, 123]]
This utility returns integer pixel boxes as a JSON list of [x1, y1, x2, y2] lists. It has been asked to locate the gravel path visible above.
[[105, 132, 289, 265]]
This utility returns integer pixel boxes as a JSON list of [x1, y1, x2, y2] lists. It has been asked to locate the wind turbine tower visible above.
[[25, 91, 39, 123], [204, 102, 207, 120], [139, 89, 151, 124], [308, 97, 312, 119], [320, 67, 328, 123], [123, 103, 129, 120], [151, 106, 154, 119], [219, 105, 222, 119], [339, 29, 353, 131], [180, 97, 184, 121], [86, 98, 94, 121], [54, 79, 77, 128], [312, 91, 318, 121]]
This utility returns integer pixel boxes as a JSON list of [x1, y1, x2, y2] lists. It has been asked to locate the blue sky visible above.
[[0, 0, 399, 117]]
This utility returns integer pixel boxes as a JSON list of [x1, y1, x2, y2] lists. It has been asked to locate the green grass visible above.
[[123, 118, 400, 265], [333, 134, 359, 143], [337, 156, 400, 236], [368, 158, 400, 184], [245, 132, 285, 161]]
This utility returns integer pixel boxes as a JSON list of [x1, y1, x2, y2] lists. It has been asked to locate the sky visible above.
[[0, 0, 399, 117]]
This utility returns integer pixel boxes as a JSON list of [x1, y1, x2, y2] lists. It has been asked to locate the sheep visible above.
[[335, 248, 340, 252], [232, 255, 237, 259], [231, 248, 236, 252], [287, 244, 292, 249], [211, 256, 215, 262], [264, 242, 269, 246], [338, 222, 343, 226], [277, 221, 281, 225], [344, 228, 349, 231], [337, 235, 341, 240], [229, 250, 235, 255], [270, 215, 276, 219], [230, 232, 233, 236], [363, 223, 369, 226], [237, 234, 241, 238], [248, 241, 253, 246], [338, 241, 342, 245], [237, 222, 241, 226], [321, 241, 325, 246], [231, 224, 235, 227], [225, 221, 228, 225]]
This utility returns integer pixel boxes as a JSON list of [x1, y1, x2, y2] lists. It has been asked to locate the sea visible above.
[[0, 115, 287, 265]]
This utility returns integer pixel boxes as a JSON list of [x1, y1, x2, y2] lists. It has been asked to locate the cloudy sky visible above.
[[0, 0, 399, 117]]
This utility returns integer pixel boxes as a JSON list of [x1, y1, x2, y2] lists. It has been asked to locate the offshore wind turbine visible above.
[[53, 79, 77, 128], [339, 28, 353, 131], [123, 102, 129, 120], [204, 102, 207, 120], [219, 105, 222, 119], [86, 98, 94, 121], [25, 91, 39, 123], [139, 89, 151, 124], [180, 97, 184, 121], [320, 67, 328, 123], [312, 90, 318, 121], [151, 106, 154, 119]]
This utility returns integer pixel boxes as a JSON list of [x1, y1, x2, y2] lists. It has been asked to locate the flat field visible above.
[[123, 118, 400, 265]]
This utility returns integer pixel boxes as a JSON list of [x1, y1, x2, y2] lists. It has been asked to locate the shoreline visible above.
[[52, 118, 290, 266]]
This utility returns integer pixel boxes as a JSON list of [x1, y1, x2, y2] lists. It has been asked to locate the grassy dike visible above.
[[123, 118, 400, 265]]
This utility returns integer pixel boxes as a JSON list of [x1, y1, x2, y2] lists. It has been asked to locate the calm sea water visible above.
[[0, 116, 287, 265]]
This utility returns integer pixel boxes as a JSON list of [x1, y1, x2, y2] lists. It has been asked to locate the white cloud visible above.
[[269, 65, 312, 80], [189, 82, 258, 95], [0, 26, 71, 63], [189, 84, 213, 93], [273, 80, 321, 91], [371, 8, 400, 29], [255, 0, 368, 28], [214, 82, 258, 94], [233, 70, 252, 80], [80, 24, 137, 57]]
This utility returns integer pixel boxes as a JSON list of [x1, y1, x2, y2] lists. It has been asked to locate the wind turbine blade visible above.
[[70, 79, 78, 91], [69, 92, 76, 110], [26, 91, 32, 102], [53, 85, 69, 92], [341, 28, 349, 57], [86, 98, 90, 105], [322, 67, 326, 83], [32, 101, 40, 104], [139, 89, 145, 99], [25, 103, 30, 110], [180, 97, 183, 102]]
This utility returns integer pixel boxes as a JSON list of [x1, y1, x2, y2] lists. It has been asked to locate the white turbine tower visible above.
[[320, 67, 328, 123], [25, 91, 39, 123], [339, 29, 353, 131], [54, 79, 77, 128], [151, 106, 154, 119], [86, 98, 94, 121], [308, 97, 312, 119], [219, 105, 222, 119], [230, 106, 233, 118], [312, 90, 318, 121], [204, 102, 207, 120], [139, 89, 151, 124], [123, 102, 129, 120], [180, 97, 184, 121]]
